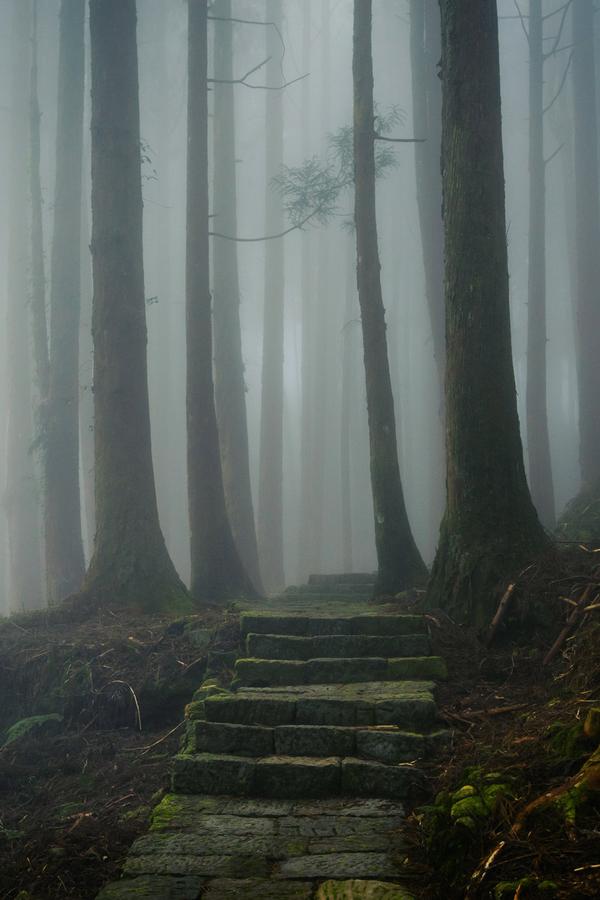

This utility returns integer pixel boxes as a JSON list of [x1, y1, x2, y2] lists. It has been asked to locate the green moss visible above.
[[150, 794, 184, 831], [545, 721, 590, 762], [494, 878, 557, 898], [556, 480, 600, 543], [3, 713, 63, 746]]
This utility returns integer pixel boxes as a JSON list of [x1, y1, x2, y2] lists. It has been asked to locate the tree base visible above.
[[556, 479, 600, 545]]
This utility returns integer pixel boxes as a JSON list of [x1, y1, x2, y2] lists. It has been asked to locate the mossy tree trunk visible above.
[[572, 1, 600, 491], [257, 0, 285, 593], [186, 0, 257, 602], [45, 0, 86, 603], [353, 0, 427, 595], [427, 0, 548, 624], [212, 0, 264, 596], [6, 0, 44, 612], [526, 0, 555, 528], [85, 0, 191, 613]]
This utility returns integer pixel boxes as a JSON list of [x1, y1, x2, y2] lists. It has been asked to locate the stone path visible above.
[[97, 575, 449, 899]]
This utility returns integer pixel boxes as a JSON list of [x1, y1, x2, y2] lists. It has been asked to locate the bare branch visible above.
[[543, 0, 573, 59], [543, 50, 573, 115], [374, 133, 425, 143], [542, 1, 572, 22], [208, 54, 308, 91], [210, 209, 319, 243], [513, 0, 530, 43], [544, 142, 565, 167]]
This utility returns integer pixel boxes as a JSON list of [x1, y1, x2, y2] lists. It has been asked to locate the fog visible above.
[[0, 0, 592, 612]]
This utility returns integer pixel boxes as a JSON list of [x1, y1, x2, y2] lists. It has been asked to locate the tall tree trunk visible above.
[[340, 239, 357, 574], [410, 0, 445, 384], [45, 0, 86, 603], [526, 0, 555, 528], [257, 0, 285, 593], [85, 0, 191, 612], [298, 0, 315, 582], [186, 0, 256, 602], [353, 0, 427, 595], [427, 0, 548, 624], [5, 0, 44, 612], [212, 0, 264, 595], [572, 1, 600, 490]]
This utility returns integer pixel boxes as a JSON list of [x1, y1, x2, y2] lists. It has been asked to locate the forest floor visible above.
[[0, 555, 598, 900]]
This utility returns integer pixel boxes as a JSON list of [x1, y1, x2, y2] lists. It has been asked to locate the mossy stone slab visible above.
[[387, 657, 447, 681], [355, 728, 451, 765], [341, 758, 420, 800], [254, 755, 341, 798], [130, 829, 277, 859], [316, 880, 415, 899], [203, 880, 314, 899], [192, 721, 274, 756], [172, 753, 255, 795], [274, 724, 357, 758], [234, 657, 389, 687], [96, 875, 205, 899], [276, 852, 400, 880], [240, 615, 426, 638], [246, 633, 430, 661], [123, 852, 269, 879]]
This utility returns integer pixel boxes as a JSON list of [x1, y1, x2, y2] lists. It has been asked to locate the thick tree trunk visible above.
[[526, 0, 555, 528], [45, 0, 86, 603], [85, 0, 191, 612], [5, 0, 44, 612], [257, 0, 285, 593], [212, 0, 264, 595], [572, 1, 600, 489], [186, 0, 256, 602], [353, 0, 427, 595], [427, 0, 548, 624]]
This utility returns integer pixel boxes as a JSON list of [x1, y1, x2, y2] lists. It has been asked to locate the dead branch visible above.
[[543, 584, 594, 667], [486, 582, 516, 647]]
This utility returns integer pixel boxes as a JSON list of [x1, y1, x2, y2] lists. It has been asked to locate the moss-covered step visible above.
[[234, 656, 447, 687], [192, 681, 438, 729], [172, 752, 421, 800], [308, 574, 376, 585], [246, 633, 430, 661], [316, 880, 415, 899], [187, 720, 450, 764], [289, 584, 375, 596], [96, 875, 206, 899], [240, 614, 427, 638]]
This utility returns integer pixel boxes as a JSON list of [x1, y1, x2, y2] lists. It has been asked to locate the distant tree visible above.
[[5, 0, 44, 611], [257, 0, 286, 593], [186, 0, 257, 601], [45, 0, 87, 602], [212, 0, 264, 595], [84, 0, 192, 612], [353, 0, 427, 594], [427, 0, 548, 624]]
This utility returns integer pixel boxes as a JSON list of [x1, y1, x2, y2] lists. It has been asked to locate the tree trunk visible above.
[[572, 1, 600, 490], [340, 239, 357, 574], [212, 0, 264, 595], [45, 0, 86, 603], [186, 0, 256, 602], [353, 0, 427, 595], [5, 0, 44, 612], [85, 0, 191, 612], [427, 0, 548, 624], [257, 0, 285, 593], [526, 0, 555, 528]]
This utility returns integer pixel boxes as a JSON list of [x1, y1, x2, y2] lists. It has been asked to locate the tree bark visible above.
[[186, 0, 257, 602], [45, 0, 86, 603], [85, 0, 191, 612], [353, 0, 427, 595], [340, 239, 357, 574], [572, 1, 600, 489], [257, 0, 285, 593], [212, 0, 264, 595], [526, 0, 555, 528], [427, 0, 548, 624], [5, 0, 44, 612]]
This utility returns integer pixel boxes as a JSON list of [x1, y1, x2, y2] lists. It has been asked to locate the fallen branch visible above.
[[543, 584, 594, 666], [486, 582, 516, 646]]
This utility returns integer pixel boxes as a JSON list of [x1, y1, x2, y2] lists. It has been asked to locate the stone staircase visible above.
[[98, 576, 450, 899]]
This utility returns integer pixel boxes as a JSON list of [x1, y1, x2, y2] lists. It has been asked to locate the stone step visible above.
[[172, 753, 421, 800], [188, 720, 451, 765], [278, 592, 374, 604], [245, 632, 430, 660], [308, 573, 376, 586], [189, 681, 438, 730], [290, 584, 374, 596], [240, 613, 426, 638], [234, 656, 447, 687]]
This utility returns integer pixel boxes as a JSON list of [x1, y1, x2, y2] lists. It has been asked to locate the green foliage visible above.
[[494, 879, 557, 899], [545, 720, 590, 763], [273, 105, 404, 230], [3, 713, 63, 747]]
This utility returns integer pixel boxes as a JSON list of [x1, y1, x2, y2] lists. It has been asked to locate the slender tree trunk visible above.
[[298, 0, 315, 582], [525, 0, 555, 528], [427, 0, 548, 624], [186, 0, 256, 602], [257, 0, 285, 592], [572, 1, 600, 490], [44, 0, 86, 603], [340, 239, 357, 574], [5, 0, 44, 612], [212, 0, 264, 595], [410, 0, 445, 385], [85, 0, 191, 612], [80, 160, 95, 562], [353, 0, 427, 595]]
